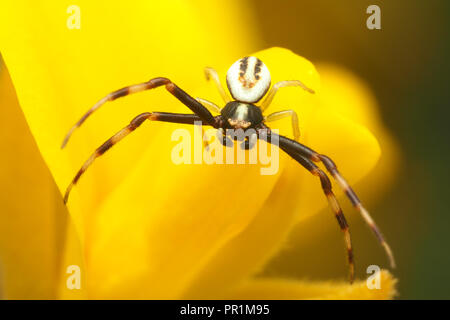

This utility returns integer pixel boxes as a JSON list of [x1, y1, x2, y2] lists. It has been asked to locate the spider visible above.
[[61, 56, 395, 283]]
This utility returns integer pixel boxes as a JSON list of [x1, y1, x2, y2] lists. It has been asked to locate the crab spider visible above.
[[62, 56, 395, 283]]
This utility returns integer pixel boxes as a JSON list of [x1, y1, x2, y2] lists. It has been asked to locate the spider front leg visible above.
[[63, 112, 207, 204], [260, 80, 315, 112], [265, 109, 301, 141], [204, 67, 231, 103], [62, 77, 217, 148], [195, 97, 221, 114], [269, 132, 396, 269]]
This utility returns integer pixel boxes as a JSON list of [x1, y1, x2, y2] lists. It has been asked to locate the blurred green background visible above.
[[250, 0, 449, 299]]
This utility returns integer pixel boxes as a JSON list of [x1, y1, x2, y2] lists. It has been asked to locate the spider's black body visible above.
[[216, 101, 266, 149], [61, 56, 395, 283], [220, 101, 264, 130]]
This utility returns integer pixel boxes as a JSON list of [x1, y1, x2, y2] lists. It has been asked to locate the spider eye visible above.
[[226, 56, 271, 103]]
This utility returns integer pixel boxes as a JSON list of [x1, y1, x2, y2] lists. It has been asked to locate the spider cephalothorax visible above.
[[221, 101, 264, 130], [61, 55, 395, 283]]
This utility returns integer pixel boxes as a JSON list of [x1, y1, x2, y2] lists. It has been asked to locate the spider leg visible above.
[[260, 80, 315, 112], [217, 129, 258, 150], [281, 147, 354, 282], [64, 112, 206, 204], [265, 131, 395, 268], [204, 67, 231, 103], [196, 97, 222, 114], [265, 109, 301, 141], [62, 77, 217, 148], [318, 153, 396, 268]]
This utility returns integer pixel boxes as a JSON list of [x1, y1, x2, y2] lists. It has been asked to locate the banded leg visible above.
[[62, 77, 216, 148], [204, 67, 231, 103], [269, 132, 395, 268], [260, 80, 315, 112], [265, 109, 301, 141], [318, 154, 396, 268], [64, 112, 204, 204], [282, 148, 354, 282]]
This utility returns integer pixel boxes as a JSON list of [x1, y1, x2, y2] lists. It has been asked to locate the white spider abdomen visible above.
[[226, 56, 271, 103]]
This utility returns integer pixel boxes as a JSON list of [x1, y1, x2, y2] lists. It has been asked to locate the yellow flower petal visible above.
[[0, 1, 265, 298], [0, 0, 260, 240], [223, 270, 396, 300], [0, 59, 65, 298]]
